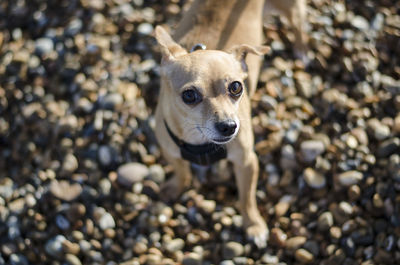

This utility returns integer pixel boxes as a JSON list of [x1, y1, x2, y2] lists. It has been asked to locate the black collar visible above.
[[164, 120, 227, 166]]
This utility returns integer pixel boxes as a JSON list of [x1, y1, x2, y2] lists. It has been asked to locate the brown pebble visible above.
[[295, 248, 314, 264], [270, 227, 287, 247]]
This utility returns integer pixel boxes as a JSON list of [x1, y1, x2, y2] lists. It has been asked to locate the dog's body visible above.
[[154, 0, 269, 247]]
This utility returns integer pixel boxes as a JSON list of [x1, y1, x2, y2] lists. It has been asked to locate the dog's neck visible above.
[[164, 120, 227, 166]]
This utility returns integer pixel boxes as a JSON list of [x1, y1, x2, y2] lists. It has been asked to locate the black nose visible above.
[[215, 120, 237, 137]]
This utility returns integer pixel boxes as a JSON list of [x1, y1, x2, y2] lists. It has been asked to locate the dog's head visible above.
[[155, 26, 269, 145]]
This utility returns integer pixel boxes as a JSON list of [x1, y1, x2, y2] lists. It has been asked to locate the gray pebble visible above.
[[338, 171, 363, 186], [117, 162, 149, 188], [222, 241, 244, 260], [137, 23, 154, 35], [35, 38, 54, 55], [351, 16, 370, 30], [45, 235, 67, 257], [300, 140, 325, 163], [9, 254, 28, 265], [148, 164, 165, 183]]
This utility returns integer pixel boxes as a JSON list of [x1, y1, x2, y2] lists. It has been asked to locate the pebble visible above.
[[50, 180, 82, 201], [45, 235, 67, 257], [303, 167, 326, 189], [62, 153, 79, 173], [270, 227, 287, 247], [148, 164, 165, 184], [338, 171, 363, 187], [9, 254, 29, 265], [65, 254, 82, 265], [300, 140, 325, 163], [164, 238, 185, 253], [318, 212, 334, 231], [35, 38, 54, 55], [93, 207, 116, 230], [285, 236, 307, 252], [117, 163, 149, 188], [182, 252, 202, 265], [295, 248, 314, 264], [222, 241, 244, 259]]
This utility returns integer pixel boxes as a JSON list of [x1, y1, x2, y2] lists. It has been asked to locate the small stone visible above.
[[165, 238, 185, 253], [56, 214, 70, 230], [137, 23, 154, 35], [66, 203, 86, 221], [199, 200, 216, 214], [285, 236, 307, 252], [62, 240, 80, 255], [338, 171, 363, 187], [8, 198, 25, 214], [270, 227, 287, 247], [98, 145, 114, 167], [222, 241, 244, 259], [102, 93, 123, 109], [348, 185, 361, 201], [377, 138, 400, 158], [351, 15, 370, 30], [338, 201, 353, 216], [9, 254, 28, 265], [62, 153, 79, 173], [220, 261, 235, 265], [182, 252, 202, 265], [300, 140, 325, 163], [330, 226, 342, 240], [318, 212, 334, 231], [148, 164, 165, 183], [96, 210, 115, 230], [295, 248, 314, 264], [260, 95, 277, 110], [45, 235, 67, 257], [35, 38, 54, 55], [117, 163, 149, 188], [65, 254, 82, 265], [50, 180, 82, 201], [260, 253, 279, 264], [133, 242, 147, 255], [303, 168, 326, 189]]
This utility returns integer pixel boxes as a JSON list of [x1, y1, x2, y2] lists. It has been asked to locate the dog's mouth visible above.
[[196, 124, 238, 145], [211, 136, 235, 144]]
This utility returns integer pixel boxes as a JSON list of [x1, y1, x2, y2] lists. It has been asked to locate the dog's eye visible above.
[[182, 89, 202, 105], [228, 81, 243, 97]]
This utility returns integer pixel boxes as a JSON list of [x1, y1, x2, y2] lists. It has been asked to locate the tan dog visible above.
[[154, 0, 268, 247]]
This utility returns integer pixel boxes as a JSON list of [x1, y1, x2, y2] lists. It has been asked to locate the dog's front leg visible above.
[[160, 153, 192, 202], [232, 149, 268, 248]]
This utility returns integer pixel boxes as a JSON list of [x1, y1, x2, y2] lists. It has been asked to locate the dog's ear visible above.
[[155, 26, 187, 61], [230, 44, 270, 72]]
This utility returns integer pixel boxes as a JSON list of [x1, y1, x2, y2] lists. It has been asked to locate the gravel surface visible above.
[[1, 0, 400, 264]]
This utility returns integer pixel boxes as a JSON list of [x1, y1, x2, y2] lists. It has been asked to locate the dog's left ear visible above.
[[230, 44, 270, 72], [154, 25, 187, 62]]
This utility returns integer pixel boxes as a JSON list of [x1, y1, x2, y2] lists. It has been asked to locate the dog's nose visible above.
[[215, 120, 237, 137]]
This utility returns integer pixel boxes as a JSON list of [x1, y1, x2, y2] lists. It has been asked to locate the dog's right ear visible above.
[[155, 26, 187, 61]]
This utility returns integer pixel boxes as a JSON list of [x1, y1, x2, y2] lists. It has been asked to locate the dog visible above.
[[153, 0, 269, 247]]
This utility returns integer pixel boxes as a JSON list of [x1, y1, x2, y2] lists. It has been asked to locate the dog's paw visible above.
[[159, 177, 185, 202], [246, 223, 269, 249]]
